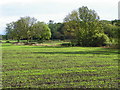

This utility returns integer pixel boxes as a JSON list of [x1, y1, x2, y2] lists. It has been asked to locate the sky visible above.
[[0, 0, 119, 35]]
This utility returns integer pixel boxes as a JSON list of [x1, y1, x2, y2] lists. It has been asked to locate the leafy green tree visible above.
[[48, 20, 57, 39], [2, 35, 8, 40], [101, 20, 120, 48], [6, 17, 37, 42], [112, 20, 120, 26], [6, 22, 14, 40], [48, 21, 65, 40], [18, 16, 37, 42], [102, 23, 118, 38], [6, 21, 22, 42], [6, 16, 51, 42], [64, 6, 109, 46], [111, 20, 120, 46], [33, 21, 51, 40]]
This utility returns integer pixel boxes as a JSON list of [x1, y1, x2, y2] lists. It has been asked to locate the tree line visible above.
[[5, 17, 51, 42], [4, 6, 119, 47]]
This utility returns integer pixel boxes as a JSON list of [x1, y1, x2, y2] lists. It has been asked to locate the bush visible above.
[[6, 41, 10, 43], [107, 38, 119, 49], [37, 40, 45, 43], [24, 42, 37, 45], [92, 33, 110, 47], [61, 43, 73, 46], [70, 33, 110, 47], [61, 43, 71, 46], [61, 42, 78, 47]]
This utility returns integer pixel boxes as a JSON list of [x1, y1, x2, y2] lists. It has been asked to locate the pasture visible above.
[[2, 41, 119, 88]]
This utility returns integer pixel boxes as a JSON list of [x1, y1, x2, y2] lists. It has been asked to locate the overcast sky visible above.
[[0, 0, 119, 34]]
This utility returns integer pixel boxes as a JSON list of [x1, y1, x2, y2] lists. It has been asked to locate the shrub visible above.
[[92, 33, 110, 47], [6, 41, 10, 43], [61, 43, 72, 46], [37, 40, 45, 43]]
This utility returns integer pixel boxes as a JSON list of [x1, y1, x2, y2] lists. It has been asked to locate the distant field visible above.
[[2, 42, 119, 88]]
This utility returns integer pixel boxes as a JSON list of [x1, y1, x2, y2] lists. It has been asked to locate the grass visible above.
[[2, 41, 119, 88]]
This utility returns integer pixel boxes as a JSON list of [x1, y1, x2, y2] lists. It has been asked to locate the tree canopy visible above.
[[64, 6, 110, 46], [5, 6, 119, 47], [48, 20, 65, 40], [6, 16, 51, 42]]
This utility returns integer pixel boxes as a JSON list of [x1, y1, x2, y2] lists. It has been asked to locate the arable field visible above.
[[2, 42, 119, 88]]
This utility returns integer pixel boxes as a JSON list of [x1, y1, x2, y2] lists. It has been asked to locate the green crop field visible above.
[[2, 41, 119, 89]]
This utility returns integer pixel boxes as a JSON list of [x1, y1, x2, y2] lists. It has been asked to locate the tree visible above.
[[101, 20, 120, 48], [48, 21, 65, 40], [64, 6, 109, 46], [33, 21, 51, 40], [6, 16, 51, 42], [6, 22, 14, 40], [102, 23, 118, 39], [18, 16, 37, 42], [6, 17, 37, 42], [112, 20, 120, 26], [6, 21, 22, 42]]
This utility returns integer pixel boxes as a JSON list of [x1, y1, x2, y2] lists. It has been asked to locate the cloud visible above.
[[0, 0, 42, 5], [0, 0, 119, 5], [0, 13, 67, 34], [0, 0, 72, 5], [1, 2, 70, 16], [0, 0, 119, 34], [0, 16, 20, 34]]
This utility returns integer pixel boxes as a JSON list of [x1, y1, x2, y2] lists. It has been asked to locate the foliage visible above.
[[5, 16, 51, 42], [48, 21, 65, 40], [91, 33, 110, 46], [5, 40, 10, 43], [33, 21, 51, 40], [2, 35, 8, 40], [112, 20, 120, 26], [101, 21, 119, 39], [64, 6, 110, 47], [6, 22, 17, 40], [101, 20, 120, 48]]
